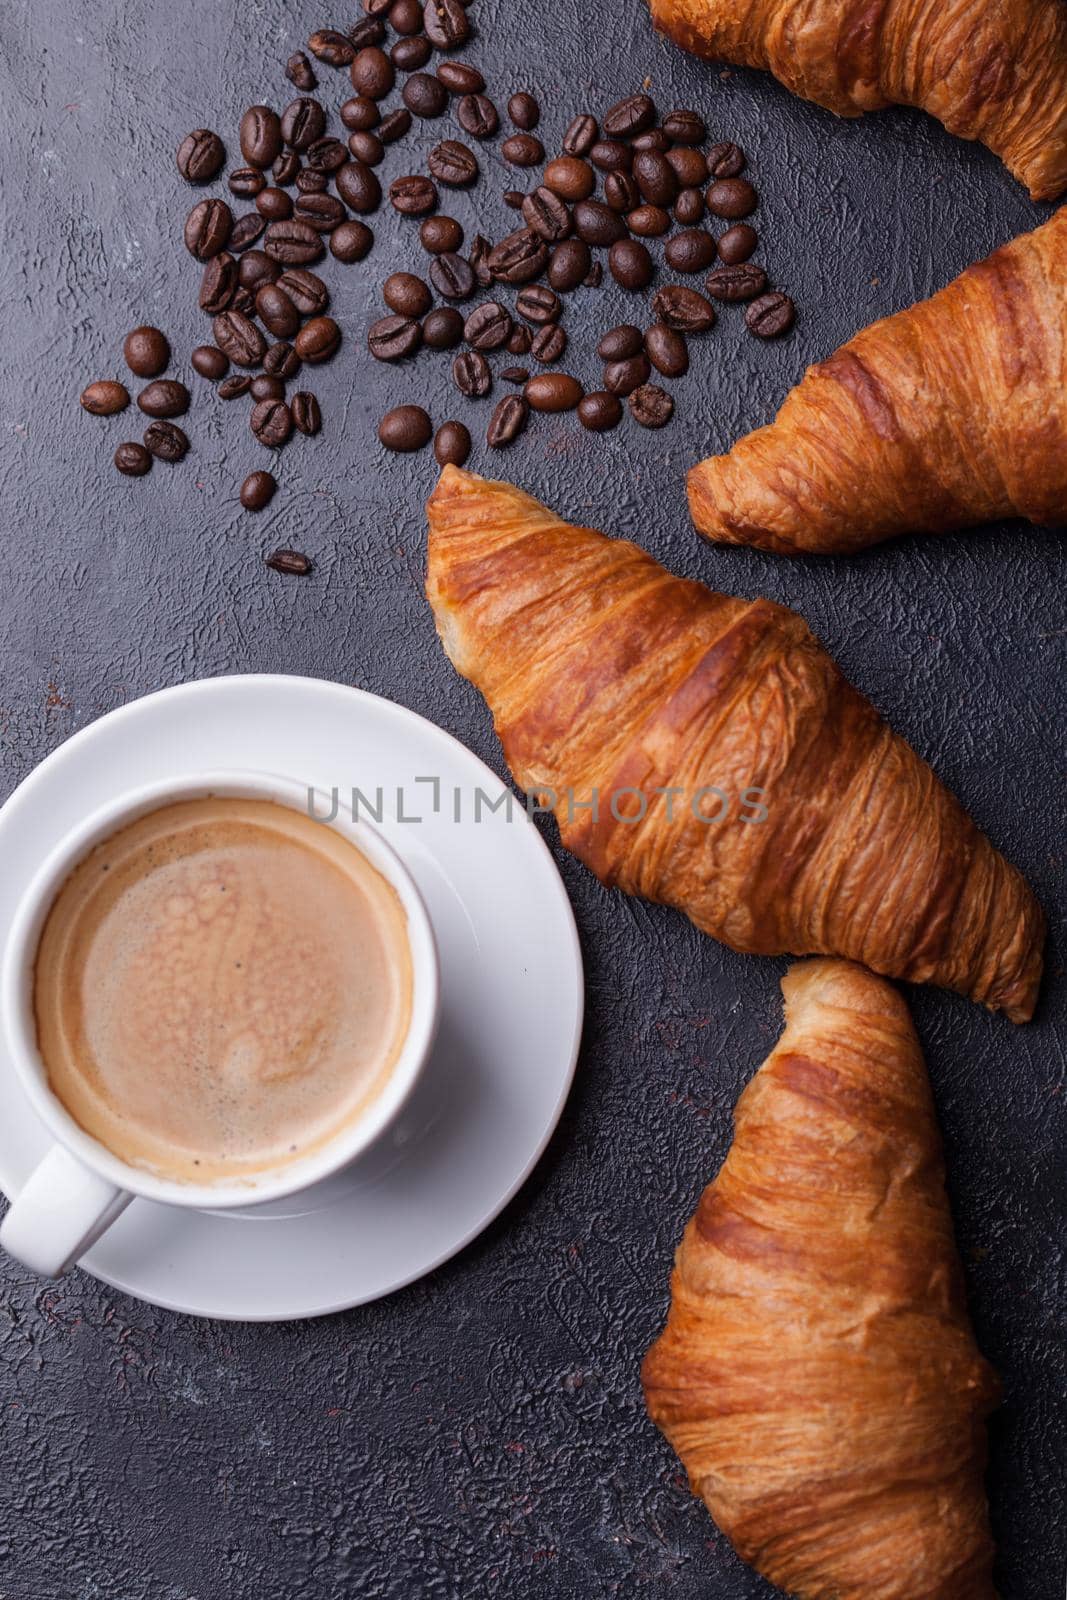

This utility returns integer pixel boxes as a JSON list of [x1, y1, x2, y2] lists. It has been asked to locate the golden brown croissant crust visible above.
[[649, 0, 1067, 199], [689, 208, 1067, 554], [426, 467, 1044, 1019], [642, 959, 1001, 1600]]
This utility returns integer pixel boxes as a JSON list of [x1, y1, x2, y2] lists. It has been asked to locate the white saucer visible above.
[[0, 676, 583, 1320]]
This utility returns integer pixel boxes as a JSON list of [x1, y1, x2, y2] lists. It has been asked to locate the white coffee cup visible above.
[[0, 770, 439, 1278]]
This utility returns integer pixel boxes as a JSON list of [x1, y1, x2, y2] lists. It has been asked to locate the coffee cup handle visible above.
[[0, 1145, 132, 1277]]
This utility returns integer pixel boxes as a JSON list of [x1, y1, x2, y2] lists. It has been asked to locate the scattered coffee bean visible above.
[[124, 325, 170, 376], [503, 189, 525, 209], [287, 51, 317, 90], [562, 113, 598, 156], [430, 251, 475, 299], [745, 291, 796, 337], [717, 224, 759, 266], [629, 383, 673, 427], [429, 139, 478, 185], [191, 345, 229, 379], [633, 151, 677, 208], [652, 284, 716, 332], [664, 228, 717, 273], [241, 469, 277, 510], [81, 380, 130, 415], [434, 419, 471, 466], [508, 92, 539, 131], [468, 234, 493, 286], [240, 106, 283, 168], [184, 197, 233, 260], [706, 177, 757, 219], [627, 204, 670, 238], [645, 323, 688, 378], [577, 390, 622, 432], [603, 352, 650, 396], [502, 133, 544, 166], [345, 132, 380, 165], [385, 271, 433, 316], [666, 147, 707, 187], [516, 284, 561, 324], [277, 267, 329, 313], [341, 95, 380, 132], [531, 323, 567, 364], [351, 46, 394, 99], [264, 342, 301, 379], [292, 315, 339, 363], [294, 192, 348, 232], [436, 60, 484, 93], [232, 287, 256, 316], [390, 174, 438, 216], [250, 374, 285, 401], [542, 157, 593, 202], [335, 159, 382, 213], [391, 0, 424, 34], [114, 441, 152, 476], [230, 166, 266, 198], [609, 238, 653, 290], [368, 313, 422, 361], [257, 186, 294, 221], [263, 219, 325, 263], [421, 214, 463, 253], [548, 238, 590, 292], [522, 186, 572, 242], [500, 366, 529, 383], [273, 149, 302, 184], [423, 306, 465, 348], [137, 379, 190, 418], [378, 403, 432, 450], [392, 34, 433, 71], [251, 398, 292, 447], [603, 93, 655, 138], [573, 199, 627, 246], [525, 372, 582, 412], [177, 128, 225, 183], [254, 283, 299, 337], [507, 323, 533, 355], [266, 548, 312, 575], [213, 310, 267, 367], [589, 139, 632, 172], [144, 420, 190, 461], [464, 301, 512, 351], [424, 0, 470, 50], [673, 187, 704, 225], [377, 107, 413, 143], [453, 349, 491, 397], [199, 253, 238, 313], [331, 218, 374, 260], [706, 141, 746, 179], [487, 394, 529, 447], [706, 262, 768, 301], [230, 212, 267, 251], [307, 136, 348, 172], [281, 97, 326, 152], [663, 109, 705, 145], [604, 171, 640, 213], [291, 392, 322, 434], [457, 93, 498, 138], [219, 374, 253, 398], [308, 27, 357, 65], [404, 71, 448, 117], [350, 16, 387, 47], [598, 324, 643, 361], [487, 228, 547, 284], [584, 260, 602, 287]]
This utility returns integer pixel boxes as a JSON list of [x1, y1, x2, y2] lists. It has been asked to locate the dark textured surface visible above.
[[0, 1, 1064, 1596]]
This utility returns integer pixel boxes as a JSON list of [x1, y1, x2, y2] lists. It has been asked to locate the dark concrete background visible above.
[[0, 0, 1063, 1596]]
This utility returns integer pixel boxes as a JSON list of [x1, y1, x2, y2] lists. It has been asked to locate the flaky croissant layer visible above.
[[689, 207, 1067, 554], [426, 467, 1044, 1019], [642, 959, 1001, 1600], [649, 0, 1067, 199]]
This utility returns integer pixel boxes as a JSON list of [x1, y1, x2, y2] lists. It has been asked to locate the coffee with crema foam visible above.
[[33, 797, 413, 1182]]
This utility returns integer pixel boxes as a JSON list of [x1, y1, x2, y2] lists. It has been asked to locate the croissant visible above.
[[426, 467, 1043, 1019], [641, 958, 1001, 1600], [647, 0, 1067, 200], [688, 208, 1067, 554]]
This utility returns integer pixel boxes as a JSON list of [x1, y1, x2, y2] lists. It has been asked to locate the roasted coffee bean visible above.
[[295, 192, 347, 232], [254, 283, 299, 337], [706, 177, 757, 218], [256, 186, 293, 220], [420, 213, 463, 253], [384, 271, 433, 317], [503, 189, 525, 209], [230, 166, 266, 198], [608, 238, 653, 290], [589, 139, 632, 172], [633, 150, 677, 207], [336, 159, 382, 213], [434, 420, 471, 466], [577, 390, 622, 432], [603, 352, 650, 396], [350, 46, 394, 98], [308, 27, 356, 65], [666, 146, 707, 187], [706, 262, 767, 302], [230, 212, 267, 251], [525, 371, 582, 412], [393, 34, 433, 70], [424, 0, 470, 49], [347, 130, 384, 164], [219, 374, 253, 399], [114, 441, 152, 476], [137, 379, 190, 418], [664, 228, 717, 273], [291, 392, 322, 434], [263, 219, 324, 263], [294, 315, 341, 362], [364, 0, 393, 18], [240, 106, 283, 168], [368, 313, 422, 360], [404, 71, 448, 117], [562, 113, 598, 156], [280, 97, 326, 152], [652, 284, 716, 332], [706, 141, 746, 179], [341, 95, 380, 131], [502, 133, 545, 167], [191, 345, 229, 379], [662, 109, 705, 145], [437, 59, 484, 93], [277, 267, 329, 313], [603, 171, 639, 212], [264, 342, 301, 378], [573, 199, 627, 246], [349, 16, 387, 48], [430, 251, 475, 299], [583, 256, 605, 284], [453, 349, 491, 397], [144, 420, 190, 461], [522, 186, 572, 242], [516, 284, 561, 324], [506, 322, 533, 355], [124, 326, 170, 377], [745, 291, 796, 337], [531, 322, 567, 364], [240, 469, 276, 510], [377, 107, 413, 143], [378, 404, 432, 451], [487, 394, 529, 448], [422, 305, 465, 348], [630, 383, 673, 427], [297, 168, 329, 193], [235, 286, 260, 316], [287, 51, 317, 90], [389, 174, 438, 215], [391, 0, 425, 36], [307, 136, 348, 172], [547, 238, 590, 292], [81, 380, 129, 415], [213, 310, 267, 367], [644, 322, 688, 378], [273, 149, 302, 184], [597, 324, 643, 361], [487, 228, 547, 284], [468, 234, 491, 287], [265, 548, 312, 575], [457, 93, 498, 138], [184, 197, 232, 260], [327, 220, 372, 266], [602, 93, 656, 138], [251, 398, 292, 447], [429, 138, 479, 184], [500, 366, 529, 383], [673, 187, 704, 225], [717, 223, 759, 265], [543, 156, 594, 201], [199, 252, 238, 313], [250, 374, 285, 401], [627, 204, 670, 237], [507, 92, 539, 131], [177, 128, 225, 183], [464, 301, 512, 351]]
